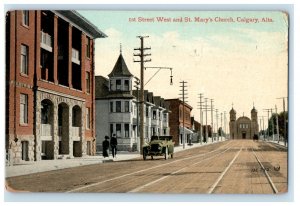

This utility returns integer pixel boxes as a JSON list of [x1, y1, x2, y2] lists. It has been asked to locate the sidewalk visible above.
[[264, 140, 288, 148], [5, 137, 227, 178]]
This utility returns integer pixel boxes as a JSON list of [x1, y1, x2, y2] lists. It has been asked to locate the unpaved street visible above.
[[6, 140, 287, 194]]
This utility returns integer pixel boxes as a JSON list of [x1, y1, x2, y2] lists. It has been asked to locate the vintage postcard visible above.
[[5, 10, 288, 195]]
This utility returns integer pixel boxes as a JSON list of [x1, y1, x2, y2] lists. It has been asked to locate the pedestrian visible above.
[[110, 134, 118, 158], [102, 136, 110, 158]]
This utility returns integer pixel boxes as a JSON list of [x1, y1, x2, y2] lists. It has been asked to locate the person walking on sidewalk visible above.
[[102, 136, 110, 158], [110, 134, 118, 158]]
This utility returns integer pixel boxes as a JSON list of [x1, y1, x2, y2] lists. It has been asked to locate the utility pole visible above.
[[134, 77, 140, 152], [179, 81, 188, 149], [220, 112, 223, 140], [134, 36, 151, 154], [216, 109, 219, 141], [275, 105, 280, 143], [277, 97, 287, 146], [263, 109, 272, 141], [197, 93, 204, 144], [271, 108, 275, 141], [259, 116, 265, 140], [205, 98, 208, 143], [224, 111, 226, 139], [210, 99, 214, 142]]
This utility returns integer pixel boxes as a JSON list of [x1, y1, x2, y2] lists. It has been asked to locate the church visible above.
[[229, 106, 259, 139]]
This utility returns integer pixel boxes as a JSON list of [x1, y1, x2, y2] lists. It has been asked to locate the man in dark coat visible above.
[[102, 136, 110, 158], [110, 134, 118, 158]]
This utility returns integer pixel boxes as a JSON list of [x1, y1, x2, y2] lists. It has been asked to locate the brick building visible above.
[[5, 10, 106, 164], [165, 99, 194, 146]]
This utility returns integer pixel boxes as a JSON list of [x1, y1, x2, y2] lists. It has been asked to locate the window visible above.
[[116, 124, 121, 137], [110, 102, 114, 112], [86, 37, 91, 58], [116, 79, 121, 90], [124, 80, 129, 91], [86, 72, 90, 93], [116, 101, 121, 112], [22, 10, 29, 26], [163, 128, 167, 135], [159, 111, 161, 120], [21, 44, 28, 75], [125, 101, 129, 112], [20, 94, 28, 124], [125, 124, 129, 138], [163, 113, 167, 122], [153, 110, 157, 119], [146, 107, 149, 117], [86, 107, 90, 129]]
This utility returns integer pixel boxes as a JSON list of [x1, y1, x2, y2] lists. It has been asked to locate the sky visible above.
[[78, 10, 288, 127]]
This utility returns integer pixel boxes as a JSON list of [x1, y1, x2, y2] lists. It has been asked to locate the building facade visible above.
[[165, 99, 194, 146], [229, 107, 259, 139], [95, 52, 169, 152], [5, 10, 106, 164]]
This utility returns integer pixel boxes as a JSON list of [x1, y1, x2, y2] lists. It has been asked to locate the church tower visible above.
[[229, 107, 236, 139], [251, 106, 259, 136]]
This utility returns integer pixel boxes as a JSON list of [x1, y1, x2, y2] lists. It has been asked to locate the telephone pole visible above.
[[216, 109, 219, 141], [204, 98, 208, 143], [220, 112, 223, 140], [224, 111, 227, 139], [197, 93, 204, 144], [263, 108, 272, 141], [179, 81, 188, 149], [210, 99, 214, 142], [134, 36, 151, 154], [275, 105, 280, 143], [277, 97, 287, 146]]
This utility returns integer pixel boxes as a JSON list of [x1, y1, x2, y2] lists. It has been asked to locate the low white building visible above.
[[95, 52, 169, 152]]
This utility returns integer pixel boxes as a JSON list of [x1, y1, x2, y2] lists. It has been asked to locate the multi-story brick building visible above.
[[95, 51, 169, 152], [165, 99, 194, 146], [5, 10, 106, 164]]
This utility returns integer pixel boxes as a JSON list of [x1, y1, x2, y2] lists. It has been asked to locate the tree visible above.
[[267, 111, 288, 137]]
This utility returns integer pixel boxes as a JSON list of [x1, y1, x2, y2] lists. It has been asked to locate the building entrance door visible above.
[[242, 132, 246, 139]]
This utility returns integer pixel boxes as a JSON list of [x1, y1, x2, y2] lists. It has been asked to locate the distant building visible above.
[[165, 99, 194, 146], [5, 10, 106, 164], [191, 117, 201, 143], [95, 52, 169, 152], [229, 107, 259, 139]]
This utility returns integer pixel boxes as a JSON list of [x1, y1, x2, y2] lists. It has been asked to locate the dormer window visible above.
[[116, 79, 121, 90], [124, 80, 129, 91]]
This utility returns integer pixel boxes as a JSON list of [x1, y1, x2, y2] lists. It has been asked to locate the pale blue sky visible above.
[[78, 10, 288, 124]]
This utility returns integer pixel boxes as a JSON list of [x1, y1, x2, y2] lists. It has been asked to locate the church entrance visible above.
[[242, 132, 246, 139]]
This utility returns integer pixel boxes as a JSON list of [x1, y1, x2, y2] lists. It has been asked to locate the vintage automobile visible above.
[[142, 136, 175, 160]]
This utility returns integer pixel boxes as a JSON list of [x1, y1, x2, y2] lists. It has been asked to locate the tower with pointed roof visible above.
[[95, 48, 170, 152]]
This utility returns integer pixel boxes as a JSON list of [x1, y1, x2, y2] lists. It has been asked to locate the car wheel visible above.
[[165, 147, 168, 160]]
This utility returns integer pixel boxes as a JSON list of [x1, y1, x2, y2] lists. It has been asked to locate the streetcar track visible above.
[[128, 144, 238, 193], [251, 142, 279, 194], [207, 146, 243, 194], [66, 141, 234, 193]]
